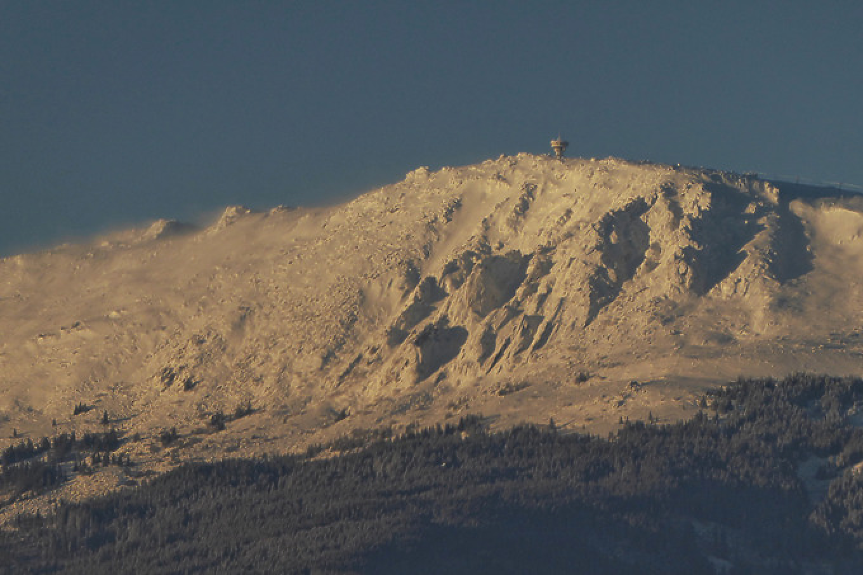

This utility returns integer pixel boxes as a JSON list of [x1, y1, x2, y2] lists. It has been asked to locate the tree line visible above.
[[4, 374, 863, 573]]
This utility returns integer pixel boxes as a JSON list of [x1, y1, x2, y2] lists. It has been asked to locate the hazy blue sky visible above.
[[1, 1, 861, 256]]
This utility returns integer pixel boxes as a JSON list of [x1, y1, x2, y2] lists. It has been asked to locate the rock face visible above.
[[2, 154, 863, 457]]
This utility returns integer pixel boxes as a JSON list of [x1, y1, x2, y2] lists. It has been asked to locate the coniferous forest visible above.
[[5, 375, 863, 573]]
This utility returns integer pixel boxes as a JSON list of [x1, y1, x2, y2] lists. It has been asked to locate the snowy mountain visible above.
[[2, 153, 863, 509]]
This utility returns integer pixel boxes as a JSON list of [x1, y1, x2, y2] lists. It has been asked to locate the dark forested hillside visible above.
[[5, 374, 863, 574]]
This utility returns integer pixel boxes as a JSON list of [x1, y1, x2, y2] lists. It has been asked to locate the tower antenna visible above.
[[550, 134, 569, 160]]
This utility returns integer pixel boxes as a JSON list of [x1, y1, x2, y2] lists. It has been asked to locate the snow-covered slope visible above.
[[2, 153, 863, 485]]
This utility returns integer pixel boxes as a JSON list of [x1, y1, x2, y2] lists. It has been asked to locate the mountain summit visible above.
[[2, 153, 863, 496]]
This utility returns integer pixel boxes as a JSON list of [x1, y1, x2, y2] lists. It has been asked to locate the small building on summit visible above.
[[550, 136, 569, 159]]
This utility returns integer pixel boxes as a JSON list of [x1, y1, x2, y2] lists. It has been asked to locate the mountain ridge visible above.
[[2, 153, 863, 511]]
